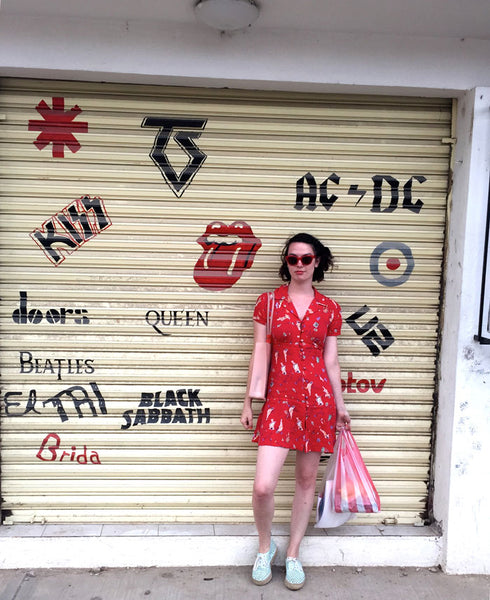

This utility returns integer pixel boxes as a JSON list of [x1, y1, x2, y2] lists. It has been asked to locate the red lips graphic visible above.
[[194, 221, 262, 290]]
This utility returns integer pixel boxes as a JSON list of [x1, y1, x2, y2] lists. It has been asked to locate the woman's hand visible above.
[[336, 406, 351, 431], [323, 337, 351, 431], [240, 403, 254, 430]]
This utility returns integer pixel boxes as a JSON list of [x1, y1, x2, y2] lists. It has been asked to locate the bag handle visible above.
[[266, 291, 274, 343]]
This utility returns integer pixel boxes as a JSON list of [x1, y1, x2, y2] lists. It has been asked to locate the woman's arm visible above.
[[323, 336, 351, 430], [240, 320, 267, 430]]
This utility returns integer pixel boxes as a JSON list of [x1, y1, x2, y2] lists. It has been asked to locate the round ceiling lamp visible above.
[[194, 0, 260, 31]]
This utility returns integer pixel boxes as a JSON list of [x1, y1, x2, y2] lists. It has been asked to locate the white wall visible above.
[[0, 12, 489, 574], [1, 15, 490, 94], [434, 88, 490, 574]]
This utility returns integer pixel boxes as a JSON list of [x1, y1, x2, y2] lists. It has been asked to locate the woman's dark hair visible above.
[[279, 232, 335, 282]]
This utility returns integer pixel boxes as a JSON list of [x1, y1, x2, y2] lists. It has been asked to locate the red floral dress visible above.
[[251, 284, 342, 453]]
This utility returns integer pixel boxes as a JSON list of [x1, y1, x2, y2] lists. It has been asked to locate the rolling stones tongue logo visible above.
[[194, 221, 262, 290]]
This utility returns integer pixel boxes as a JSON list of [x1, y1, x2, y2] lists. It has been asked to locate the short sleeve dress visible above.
[[251, 284, 342, 454]]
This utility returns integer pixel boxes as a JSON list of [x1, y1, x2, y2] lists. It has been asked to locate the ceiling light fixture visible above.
[[194, 0, 260, 32]]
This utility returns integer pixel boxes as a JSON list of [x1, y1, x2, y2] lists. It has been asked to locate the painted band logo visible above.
[[194, 221, 262, 290], [19, 351, 95, 381], [142, 117, 207, 197], [370, 242, 415, 287], [28, 97, 88, 158], [346, 305, 395, 357], [341, 372, 386, 394], [121, 389, 210, 430], [36, 433, 101, 464], [3, 382, 107, 422], [145, 309, 209, 336], [12, 292, 89, 325], [30, 195, 112, 265], [296, 172, 426, 213]]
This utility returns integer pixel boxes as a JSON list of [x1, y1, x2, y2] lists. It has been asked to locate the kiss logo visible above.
[[193, 221, 262, 291]]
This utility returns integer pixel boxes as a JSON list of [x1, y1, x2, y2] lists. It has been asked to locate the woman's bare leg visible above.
[[287, 450, 321, 558], [253, 445, 289, 553]]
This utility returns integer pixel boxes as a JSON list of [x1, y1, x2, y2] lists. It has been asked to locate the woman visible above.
[[240, 232, 350, 591]]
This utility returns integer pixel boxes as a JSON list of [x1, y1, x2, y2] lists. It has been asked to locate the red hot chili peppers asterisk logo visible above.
[[28, 97, 88, 158]]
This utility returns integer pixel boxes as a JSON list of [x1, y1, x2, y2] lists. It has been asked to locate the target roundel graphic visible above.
[[370, 241, 415, 287]]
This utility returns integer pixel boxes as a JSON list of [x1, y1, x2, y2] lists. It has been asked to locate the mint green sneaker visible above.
[[285, 557, 305, 590], [252, 539, 277, 586]]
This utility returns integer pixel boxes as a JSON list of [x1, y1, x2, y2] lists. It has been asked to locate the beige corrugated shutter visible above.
[[0, 78, 453, 525]]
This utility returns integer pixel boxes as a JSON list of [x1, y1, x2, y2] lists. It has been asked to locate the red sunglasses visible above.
[[285, 254, 316, 266]]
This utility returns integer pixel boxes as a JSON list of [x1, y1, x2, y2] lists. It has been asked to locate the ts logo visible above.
[[142, 117, 207, 197]]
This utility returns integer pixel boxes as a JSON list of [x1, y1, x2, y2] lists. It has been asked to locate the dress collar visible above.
[[274, 284, 328, 316]]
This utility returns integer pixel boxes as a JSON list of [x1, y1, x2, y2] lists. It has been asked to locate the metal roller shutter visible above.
[[0, 78, 453, 524]]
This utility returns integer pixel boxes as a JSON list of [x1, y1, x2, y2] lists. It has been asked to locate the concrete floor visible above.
[[0, 566, 488, 600]]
